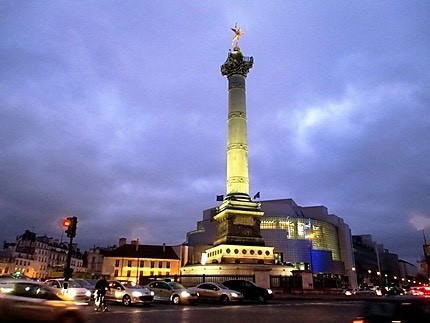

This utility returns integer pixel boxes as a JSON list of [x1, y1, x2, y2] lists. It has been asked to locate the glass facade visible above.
[[261, 217, 341, 261]]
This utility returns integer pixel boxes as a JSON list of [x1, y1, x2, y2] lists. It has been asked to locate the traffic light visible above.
[[62, 216, 78, 238]]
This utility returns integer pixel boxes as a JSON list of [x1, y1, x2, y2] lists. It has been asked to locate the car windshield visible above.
[[62, 280, 82, 288], [168, 282, 185, 289], [76, 280, 92, 287], [122, 281, 143, 289]]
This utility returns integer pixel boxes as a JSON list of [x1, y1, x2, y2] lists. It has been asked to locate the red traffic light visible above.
[[62, 218, 71, 228]]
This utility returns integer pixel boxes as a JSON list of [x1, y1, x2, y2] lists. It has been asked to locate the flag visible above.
[[216, 195, 224, 201], [253, 192, 260, 199]]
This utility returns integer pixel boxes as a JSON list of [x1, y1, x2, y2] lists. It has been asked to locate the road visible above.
[[85, 299, 365, 323]]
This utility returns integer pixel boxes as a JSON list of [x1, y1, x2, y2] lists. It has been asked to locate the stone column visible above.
[[221, 49, 254, 201]]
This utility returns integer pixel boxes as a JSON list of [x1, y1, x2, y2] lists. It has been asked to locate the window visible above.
[[150, 261, 155, 268], [158, 261, 163, 268], [140, 260, 144, 268], [166, 262, 170, 269], [127, 260, 132, 267], [126, 270, 131, 277], [114, 270, 118, 277], [115, 259, 120, 267]]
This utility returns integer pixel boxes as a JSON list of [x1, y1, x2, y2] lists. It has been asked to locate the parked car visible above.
[[145, 280, 199, 305], [105, 280, 154, 306], [223, 279, 273, 302], [345, 286, 383, 296], [0, 280, 87, 322], [189, 282, 243, 304], [43, 278, 91, 303], [352, 296, 430, 323]]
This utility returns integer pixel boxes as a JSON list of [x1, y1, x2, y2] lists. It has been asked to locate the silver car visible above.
[[189, 282, 243, 304], [0, 280, 86, 322], [145, 280, 199, 305], [44, 278, 91, 303], [105, 280, 154, 306]]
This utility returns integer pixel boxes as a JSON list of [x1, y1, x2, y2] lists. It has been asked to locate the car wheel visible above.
[[257, 295, 266, 303], [172, 294, 181, 305], [219, 295, 229, 304], [122, 294, 131, 306]]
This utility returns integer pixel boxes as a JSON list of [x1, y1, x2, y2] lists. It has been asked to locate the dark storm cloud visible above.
[[1, 1, 429, 265]]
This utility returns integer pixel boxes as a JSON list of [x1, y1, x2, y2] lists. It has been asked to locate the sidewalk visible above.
[[273, 291, 376, 301]]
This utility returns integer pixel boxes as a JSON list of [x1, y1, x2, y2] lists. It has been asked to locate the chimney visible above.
[[163, 243, 166, 253], [119, 238, 127, 247]]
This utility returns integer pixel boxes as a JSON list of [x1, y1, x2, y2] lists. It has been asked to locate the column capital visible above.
[[221, 50, 253, 78]]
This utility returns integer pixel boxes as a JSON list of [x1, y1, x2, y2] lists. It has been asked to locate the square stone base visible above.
[[203, 244, 275, 265]]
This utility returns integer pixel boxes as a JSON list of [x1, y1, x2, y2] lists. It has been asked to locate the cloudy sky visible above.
[[1, 1, 429, 265]]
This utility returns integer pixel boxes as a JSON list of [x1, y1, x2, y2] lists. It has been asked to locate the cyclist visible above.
[[94, 275, 109, 312]]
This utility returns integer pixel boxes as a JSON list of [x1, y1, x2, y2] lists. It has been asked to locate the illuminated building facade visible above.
[[187, 198, 357, 286], [101, 238, 180, 284]]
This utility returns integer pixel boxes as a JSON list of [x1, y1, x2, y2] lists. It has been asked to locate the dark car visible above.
[[223, 279, 273, 302], [352, 296, 430, 323]]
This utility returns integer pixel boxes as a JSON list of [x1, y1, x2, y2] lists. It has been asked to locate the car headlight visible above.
[[85, 290, 92, 297], [231, 292, 239, 297], [150, 291, 155, 296], [66, 289, 77, 298], [267, 289, 273, 294], [132, 291, 143, 297], [181, 291, 191, 298]]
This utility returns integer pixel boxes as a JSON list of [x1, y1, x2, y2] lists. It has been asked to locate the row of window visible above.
[[114, 259, 171, 269], [113, 270, 170, 278], [208, 249, 271, 257]]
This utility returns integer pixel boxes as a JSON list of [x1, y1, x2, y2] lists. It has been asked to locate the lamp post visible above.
[[306, 233, 314, 272]]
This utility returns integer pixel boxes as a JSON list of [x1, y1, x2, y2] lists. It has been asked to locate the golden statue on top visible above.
[[231, 23, 244, 49]]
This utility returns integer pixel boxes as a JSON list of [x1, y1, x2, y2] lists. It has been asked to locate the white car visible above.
[[44, 278, 91, 303], [0, 280, 87, 322], [105, 280, 154, 306]]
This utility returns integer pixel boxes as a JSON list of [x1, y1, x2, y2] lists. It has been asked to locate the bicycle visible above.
[[94, 290, 108, 312]]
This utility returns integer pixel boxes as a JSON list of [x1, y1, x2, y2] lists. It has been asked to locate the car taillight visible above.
[[352, 320, 365, 323]]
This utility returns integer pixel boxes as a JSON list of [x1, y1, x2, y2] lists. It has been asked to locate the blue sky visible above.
[[1, 1, 429, 265]]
